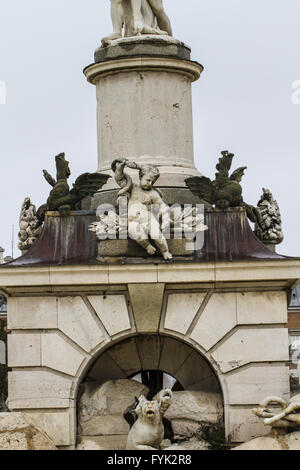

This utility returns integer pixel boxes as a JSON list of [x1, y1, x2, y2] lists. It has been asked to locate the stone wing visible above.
[[71, 173, 111, 200], [185, 176, 215, 204]]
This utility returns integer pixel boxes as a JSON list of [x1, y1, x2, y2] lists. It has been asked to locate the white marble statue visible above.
[[102, 0, 173, 47], [18, 198, 43, 254], [113, 158, 173, 260], [126, 389, 173, 450], [255, 188, 284, 245]]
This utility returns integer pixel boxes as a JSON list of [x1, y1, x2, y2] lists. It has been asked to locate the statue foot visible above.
[[146, 245, 156, 256], [101, 33, 122, 47], [162, 251, 173, 260], [133, 19, 144, 35]]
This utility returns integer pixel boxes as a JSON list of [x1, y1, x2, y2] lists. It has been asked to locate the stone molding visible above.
[[84, 56, 203, 84]]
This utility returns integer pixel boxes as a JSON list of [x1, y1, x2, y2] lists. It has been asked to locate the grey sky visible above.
[[0, 0, 299, 258]]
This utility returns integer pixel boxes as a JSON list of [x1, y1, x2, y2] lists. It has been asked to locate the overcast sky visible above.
[[0, 0, 299, 258]]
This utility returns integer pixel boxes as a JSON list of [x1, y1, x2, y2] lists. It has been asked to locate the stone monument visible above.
[[0, 3, 299, 451]]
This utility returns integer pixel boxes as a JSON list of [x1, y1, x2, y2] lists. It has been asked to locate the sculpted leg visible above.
[[148, 0, 172, 36], [130, 0, 144, 35], [102, 0, 124, 46]]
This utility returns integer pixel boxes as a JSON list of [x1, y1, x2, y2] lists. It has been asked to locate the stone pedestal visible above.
[[84, 37, 203, 189]]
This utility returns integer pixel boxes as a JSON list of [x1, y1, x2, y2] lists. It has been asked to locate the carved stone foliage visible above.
[[18, 198, 44, 254], [255, 188, 284, 245], [102, 0, 173, 47]]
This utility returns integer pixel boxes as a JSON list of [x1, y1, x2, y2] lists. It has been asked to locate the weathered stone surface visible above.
[[164, 293, 206, 335], [232, 432, 300, 451], [105, 338, 141, 377], [0, 412, 57, 450], [24, 411, 71, 447], [8, 370, 73, 409], [41, 333, 86, 376], [78, 379, 149, 423], [95, 37, 191, 63], [8, 333, 41, 367], [226, 365, 290, 405], [76, 435, 127, 450], [8, 297, 57, 330], [228, 407, 269, 443], [165, 438, 209, 451], [285, 431, 300, 450], [232, 435, 284, 451], [191, 293, 237, 351], [79, 414, 130, 436], [175, 352, 219, 392], [128, 284, 165, 333], [165, 391, 223, 425], [136, 335, 162, 370], [88, 295, 131, 336], [237, 291, 287, 325], [87, 353, 126, 382], [58, 296, 105, 353], [212, 328, 289, 373]]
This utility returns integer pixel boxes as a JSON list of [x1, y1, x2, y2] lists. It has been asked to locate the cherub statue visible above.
[[255, 188, 284, 245], [126, 389, 173, 450], [102, 0, 172, 47], [185, 150, 260, 223], [18, 198, 44, 254], [43, 153, 110, 216], [112, 158, 173, 260]]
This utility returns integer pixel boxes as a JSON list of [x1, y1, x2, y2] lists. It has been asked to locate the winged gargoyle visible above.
[[41, 153, 110, 217], [185, 151, 260, 223]]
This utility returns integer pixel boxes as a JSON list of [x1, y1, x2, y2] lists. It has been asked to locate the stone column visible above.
[[84, 36, 203, 189]]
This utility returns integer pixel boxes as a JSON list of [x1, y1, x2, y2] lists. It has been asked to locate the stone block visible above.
[[107, 338, 141, 377], [165, 391, 223, 424], [212, 328, 289, 373], [227, 407, 269, 442], [76, 435, 127, 450], [128, 284, 165, 332], [79, 414, 130, 436], [158, 337, 192, 377], [58, 296, 105, 353], [175, 351, 219, 392], [8, 370, 73, 409], [41, 333, 87, 376], [237, 291, 287, 325], [24, 411, 71, 447], [164, 293, 206, 335], [225, 365, 290, 405], [136, 335, 162, 370], [94, 36, 191, 63], [8, 333, 41, 367], [78, 379, 149, 423], [190, 293, 237, 351], [8, 296, 57, 330], [88, 295, 131, 336], [0, 412, 57, 450], [87, 353, 126, 382]]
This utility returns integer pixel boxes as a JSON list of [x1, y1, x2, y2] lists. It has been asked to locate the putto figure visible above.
[[112, 158, 173, 260], [102, 0, 173, 47], [126, 389, 173, 450]]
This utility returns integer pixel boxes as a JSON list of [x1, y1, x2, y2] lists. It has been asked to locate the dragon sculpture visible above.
[[42, 152, 110, 217], [185, 150, 260, 224]]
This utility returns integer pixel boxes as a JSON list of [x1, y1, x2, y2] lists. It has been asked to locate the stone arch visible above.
[[74, 332, 225, 447]]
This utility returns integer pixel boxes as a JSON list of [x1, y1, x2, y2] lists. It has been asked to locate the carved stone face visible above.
[[135, 396, 160, 422], [140, 174, 156, 190]]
